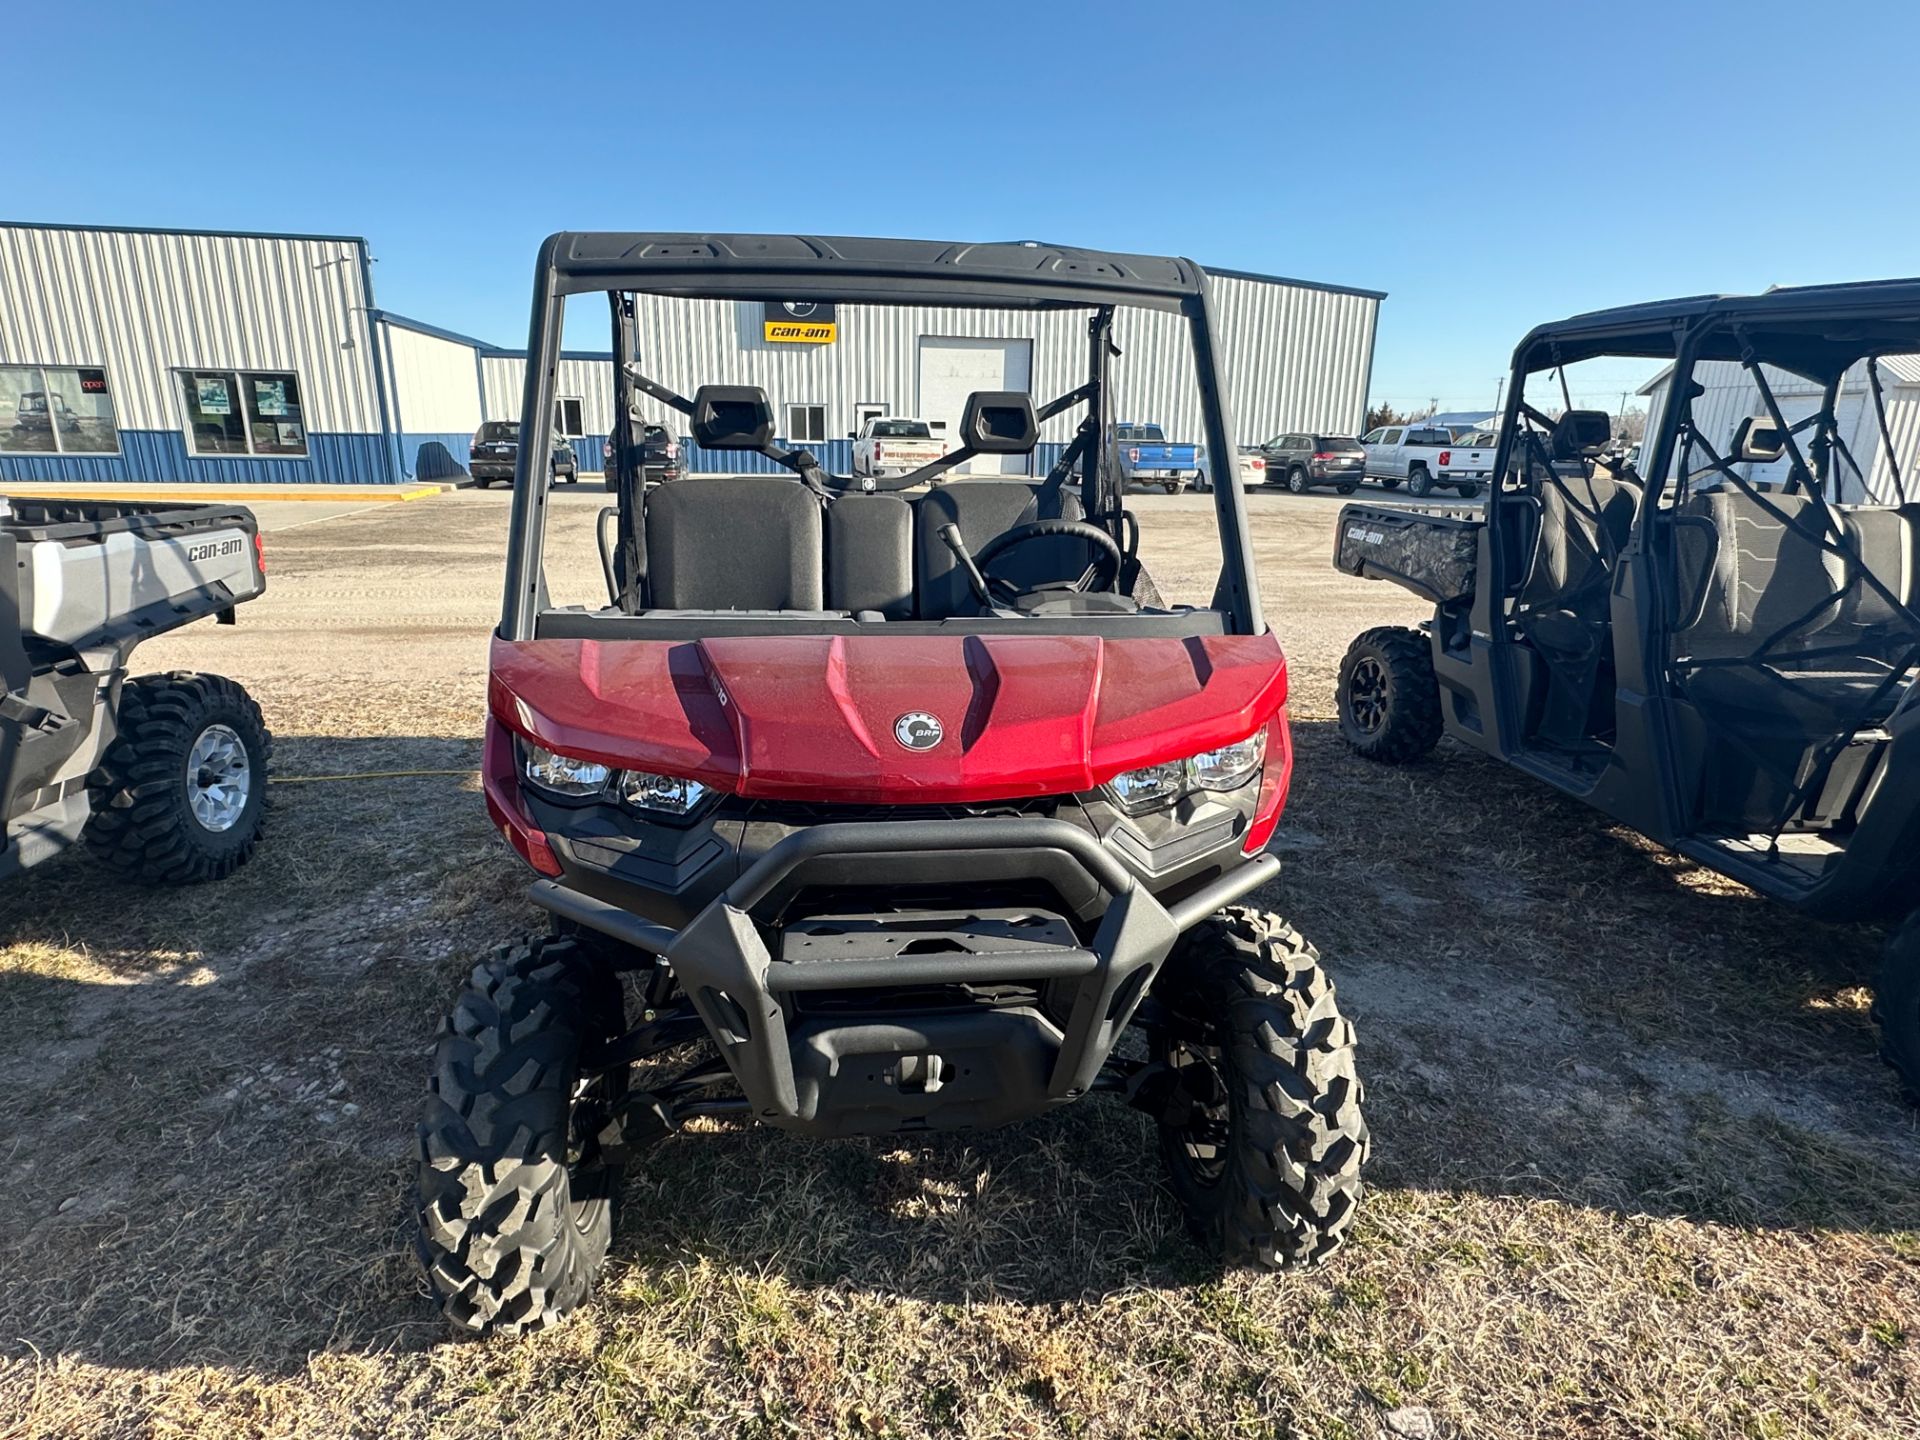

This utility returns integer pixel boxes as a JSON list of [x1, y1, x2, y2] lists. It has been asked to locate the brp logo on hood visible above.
[[894, 712, 944, 751]]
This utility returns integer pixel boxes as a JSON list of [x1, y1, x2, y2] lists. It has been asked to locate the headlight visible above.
[[618, 770, 710, 816], [1106, 759, 1187, 814], [1105, 728, 1267, 814], [522, 741, 611, 796], [1191, 730, 1266, 790], [519, 738, 715, 817]]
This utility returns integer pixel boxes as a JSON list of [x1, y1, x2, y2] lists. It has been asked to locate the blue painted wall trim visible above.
[[0, 430, 394, 485]]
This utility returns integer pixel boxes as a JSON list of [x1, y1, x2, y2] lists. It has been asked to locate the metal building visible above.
[[1640, 357, 1920, 503], [0, 221, 393, 484], [3, 221, 1383, 486]]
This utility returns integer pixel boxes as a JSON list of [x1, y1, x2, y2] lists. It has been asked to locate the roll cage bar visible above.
[[1488, 279, 1920, 850], [497, 233, 1261, 640]]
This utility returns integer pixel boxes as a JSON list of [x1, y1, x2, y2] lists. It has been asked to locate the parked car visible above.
[[602, 423, 683, 491], [1196, 446, 1265, 490], [1360, 424, 1492, 498], [469, 420, 578, 488], [1114, 422, 1200, 493], [1251, 433, 1366, 494], [851, 416, 947, 480]]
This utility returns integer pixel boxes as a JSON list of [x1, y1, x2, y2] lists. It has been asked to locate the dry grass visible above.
[[1, 489, 1916, 1439]]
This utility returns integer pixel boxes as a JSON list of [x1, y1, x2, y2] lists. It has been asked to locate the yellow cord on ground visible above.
[[270, 768, 479, 784]]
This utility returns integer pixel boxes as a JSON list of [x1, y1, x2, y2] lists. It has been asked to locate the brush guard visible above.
[[531, 818, 1277, 1137]]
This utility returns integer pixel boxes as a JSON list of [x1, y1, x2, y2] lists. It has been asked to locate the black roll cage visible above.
[[497, 233, 1263, 639], [1484, 279, 1920, 846]]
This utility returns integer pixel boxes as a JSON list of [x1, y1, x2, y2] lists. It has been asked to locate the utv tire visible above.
[[84, 672, 271, 884], [1288, 467, 1310, 494], [1336, 626, 1443, 763], [1407, 467, 1433, 498], [416, 937, 629, 1336], [1456, 483, 1481, 499], [1873, 913, 1920, 1104], [1153, 907, 1368, 1267]]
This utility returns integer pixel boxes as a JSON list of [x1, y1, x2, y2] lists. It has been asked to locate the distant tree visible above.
[[1615, 407, 1647, 444], [1365, 402, 1410, 431]]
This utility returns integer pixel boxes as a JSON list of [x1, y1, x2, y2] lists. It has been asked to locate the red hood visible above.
[[488, 632, 1286, 804]]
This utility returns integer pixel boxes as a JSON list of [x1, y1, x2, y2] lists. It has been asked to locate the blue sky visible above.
[[10, 0, 1916, 415]]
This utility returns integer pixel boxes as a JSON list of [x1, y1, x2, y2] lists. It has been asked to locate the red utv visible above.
[[416, 234, 1368, 1335]]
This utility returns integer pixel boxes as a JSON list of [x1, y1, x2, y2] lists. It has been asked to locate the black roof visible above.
[[543, 233, 1210, 311], [1517, 277, 1920, 381]]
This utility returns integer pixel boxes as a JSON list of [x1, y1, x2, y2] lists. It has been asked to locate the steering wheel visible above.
[[972, 520, 1124, 603]]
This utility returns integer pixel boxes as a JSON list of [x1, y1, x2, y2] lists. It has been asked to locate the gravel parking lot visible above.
[[1, 485, 1915, 1440]]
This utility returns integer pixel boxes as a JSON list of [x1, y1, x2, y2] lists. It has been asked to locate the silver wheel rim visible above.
[[187, 724, 251, 832]]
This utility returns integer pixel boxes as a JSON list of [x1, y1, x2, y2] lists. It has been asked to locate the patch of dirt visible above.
[[0, 490, 1914, 1440]]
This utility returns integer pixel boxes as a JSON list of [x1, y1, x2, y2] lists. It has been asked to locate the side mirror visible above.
[[689, 385, 774, 450], [1551, 409, 1612, 460], [1731, 415, 1787, 464], [959, 391, 1037, 454]]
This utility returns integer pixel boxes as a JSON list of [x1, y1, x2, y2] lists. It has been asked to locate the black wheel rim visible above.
[[1165, 1040, 1233, 1189], [1348, 655, 1390, 734]]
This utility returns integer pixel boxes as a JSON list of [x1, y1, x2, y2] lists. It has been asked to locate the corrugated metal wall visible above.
[[0, 223, 383, 433], [475, 277, 1380, 460]]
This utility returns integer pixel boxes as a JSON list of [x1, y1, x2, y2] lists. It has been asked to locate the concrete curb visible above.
[[0, 483, 449, 504]]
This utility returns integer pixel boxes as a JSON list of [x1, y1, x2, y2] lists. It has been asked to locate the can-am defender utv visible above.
[[1, 497, 270, 883], [416, 234, 1368, 1335], [1330, 279, 1920, 1099]]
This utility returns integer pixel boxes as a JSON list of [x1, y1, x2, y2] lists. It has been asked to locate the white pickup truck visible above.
[[1360, 424, 1493, 498], [851, 416, 948, 480]]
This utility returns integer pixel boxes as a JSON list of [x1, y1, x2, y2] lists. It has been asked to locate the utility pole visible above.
[[1493, 376, 1505, 416]]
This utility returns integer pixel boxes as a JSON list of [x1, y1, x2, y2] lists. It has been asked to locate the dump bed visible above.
[[1333, 501, 1482, 605], [3, 497, 264, 649]]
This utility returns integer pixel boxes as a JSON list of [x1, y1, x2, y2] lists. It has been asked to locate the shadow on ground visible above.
[[0, 726, 1915, 1384]]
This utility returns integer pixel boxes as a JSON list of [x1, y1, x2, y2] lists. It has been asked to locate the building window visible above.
[[0, 364, 122, 456], [556, 397, 586, 436], [786, 404, 827, 444], [177, 370, 308, 457]]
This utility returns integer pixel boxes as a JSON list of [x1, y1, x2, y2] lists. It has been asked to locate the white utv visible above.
[[1, 496, 271, 882]]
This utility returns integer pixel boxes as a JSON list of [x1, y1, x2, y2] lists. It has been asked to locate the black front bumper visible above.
[[531, 818, 1277, 1137]]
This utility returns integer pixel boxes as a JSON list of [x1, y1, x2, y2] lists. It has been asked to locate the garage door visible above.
[[916, 337, 1034, 476]]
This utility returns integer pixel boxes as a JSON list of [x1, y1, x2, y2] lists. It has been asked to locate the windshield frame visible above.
[[498, 233, 1262, 640]]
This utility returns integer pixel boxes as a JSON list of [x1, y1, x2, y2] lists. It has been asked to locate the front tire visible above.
[[1407, 468, 1433, 498], [1456, 483, 1481, 499], [416, 937, 629, 1336], [1336, 625, 1443, 763], [1874, 915, 1920, 1104], [1378, 477, 1401, 491], [84, 673, 271, 884], [1152, 907, 1367, 1268]]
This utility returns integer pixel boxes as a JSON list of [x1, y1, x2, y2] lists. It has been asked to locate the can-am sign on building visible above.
[[762, 300, 837, 344]]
